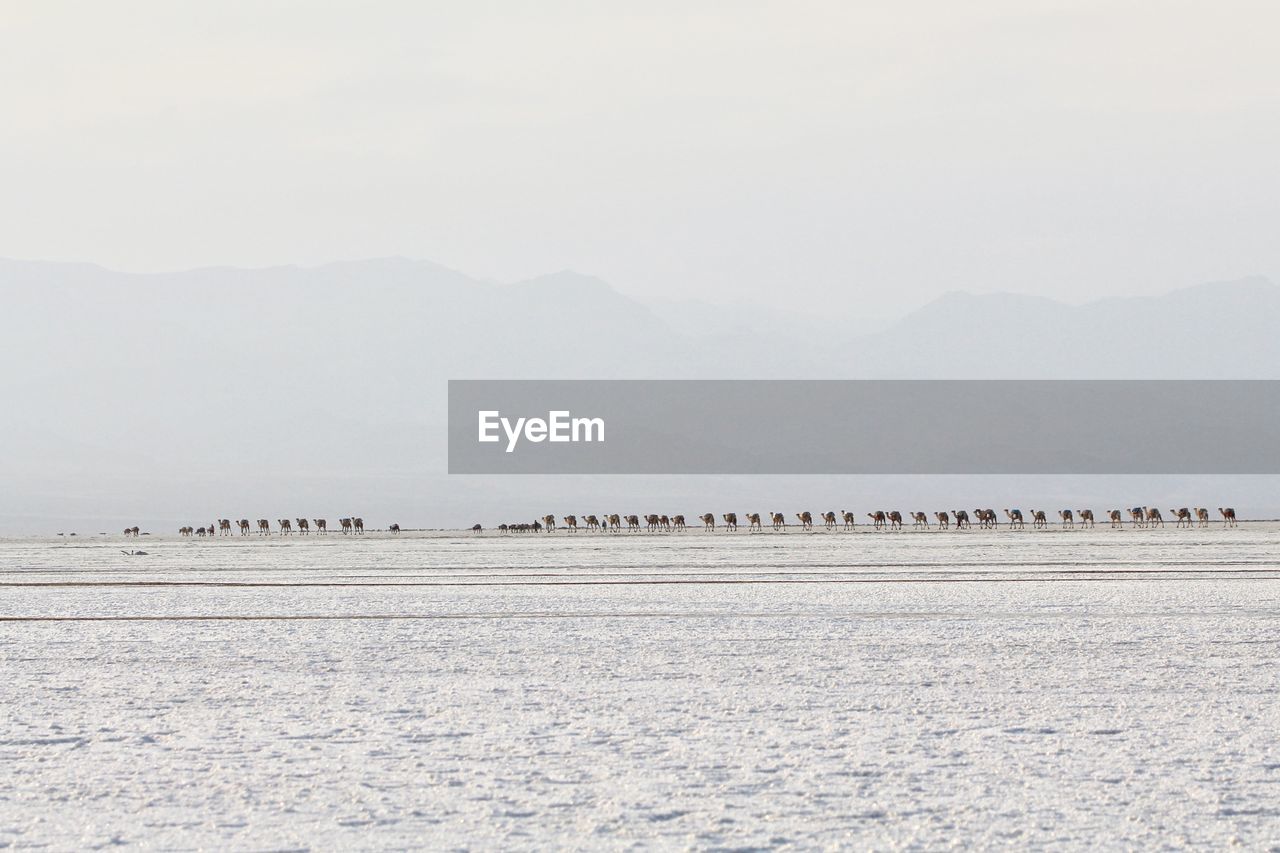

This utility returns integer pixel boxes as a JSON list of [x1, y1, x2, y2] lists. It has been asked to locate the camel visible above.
[[258, 519, 270, 535], [584, 514, 601, 531], [1219, 507, 1238, 527], [471, 524, 482, 532], [124, 526, 140, 537], [278, 518, 293, 535], [660, 515, 671, 531], [672, 514, 686, 531], [389, 523, 401, 534], [1004, 509, 1024, 529], [1107, 510, 1123, 528], [842, 510, 856, 530], [975, 509, 996, 529], [746, 512, 762, 531], [700, 513, 716, 530], [1059, 509, 1074, 529], [953, 510, 971, 529], [607, 514, 621, 531], [353, 517, 365, 534], [296, 518, 310, 535], [1194, 508, 1210, 528], [1145, 507, 1164, 527], [722, 512, 738, 531], [218, 519, 232, 536], [796, 511, 813, 530], [542, 515, 556, 531], [646, 514, 662, 531], [498, 523, 509, 533], [886, 511, 904, 530], [564, 515, 578, 532], [237, 519, 251, 535], [910, 512, 929, 529], [338, 517, 352, 534], [771, 512, 786, 530], [1078, 509, 1095, 528], [867, 510, 886, 530], [934, 511, 950, 530], [1170, 508, 1192, 528], [1030, 510, 1047, 529], [179, 526, 192, 536], [196, 526, 208, 537], [821, 511, 837, 530], [1129, 507, 1146, 528], [314, 518, 327, 533]]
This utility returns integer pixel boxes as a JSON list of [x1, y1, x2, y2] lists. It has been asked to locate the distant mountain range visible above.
[[1, 258, 1275, 530]]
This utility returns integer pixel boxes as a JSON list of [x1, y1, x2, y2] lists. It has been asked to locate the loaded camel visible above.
[[796, 511, 813, 530], [910, 512, 929, 529], [1004, 509, 1024, 529], [1219, 507, 1238, 527]]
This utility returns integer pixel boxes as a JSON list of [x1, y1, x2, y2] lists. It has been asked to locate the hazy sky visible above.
[[2, 1, 1277, 319]]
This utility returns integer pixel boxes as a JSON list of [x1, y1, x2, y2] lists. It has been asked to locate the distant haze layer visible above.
[[1, 258, 1277, 532]]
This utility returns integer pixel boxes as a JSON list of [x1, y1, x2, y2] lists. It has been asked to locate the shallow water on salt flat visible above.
[[2, 525, 1278, 848]]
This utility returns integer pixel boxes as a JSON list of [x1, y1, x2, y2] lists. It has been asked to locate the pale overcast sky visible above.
[[2, 1, 1277, 319]]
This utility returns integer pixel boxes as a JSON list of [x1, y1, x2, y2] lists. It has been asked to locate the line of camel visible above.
[[153, 518, 401, 537], [497, 507, 1240, 533]]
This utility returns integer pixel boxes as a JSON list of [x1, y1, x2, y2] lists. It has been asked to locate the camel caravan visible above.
[[155, 505, 1243, 538], [167, 515, 392, 537], [492, 506, 1243, 534]]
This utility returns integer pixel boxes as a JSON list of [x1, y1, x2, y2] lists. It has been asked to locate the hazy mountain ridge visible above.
[[1, 258, 1276, 529]]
